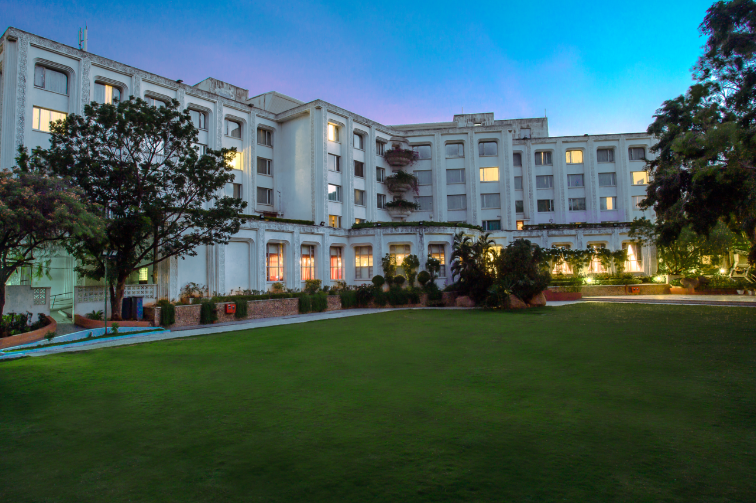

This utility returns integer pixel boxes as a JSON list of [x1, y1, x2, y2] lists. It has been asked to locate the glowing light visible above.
[[585, 277, 593, 284], [654, 276, 664, 283], [720, 268, 726, 274]]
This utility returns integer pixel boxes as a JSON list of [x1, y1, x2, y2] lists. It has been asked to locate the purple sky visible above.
[[3, 0, 714, 136]]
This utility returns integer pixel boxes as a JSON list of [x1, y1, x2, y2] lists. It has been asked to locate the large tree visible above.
[[0, 148, 101, 316], [27, 97, 247, 319], [644, 0, 756, 263]]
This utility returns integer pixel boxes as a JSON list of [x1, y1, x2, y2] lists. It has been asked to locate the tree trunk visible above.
[[0, 281, 5, 318], [110, 274, 128, 321]]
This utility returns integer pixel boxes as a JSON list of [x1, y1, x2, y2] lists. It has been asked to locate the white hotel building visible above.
[[0, 28, 657, 301]]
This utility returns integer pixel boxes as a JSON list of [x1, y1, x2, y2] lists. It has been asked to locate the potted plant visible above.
[[383, 145, 418, 168], [384, 170, 419, 195], [385, 199, 419, 220]]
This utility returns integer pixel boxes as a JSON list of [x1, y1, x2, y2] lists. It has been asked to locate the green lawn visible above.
[[1, 305, 754, 502]]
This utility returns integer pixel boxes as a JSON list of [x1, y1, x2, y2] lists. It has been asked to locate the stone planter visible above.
[[387, 206, 412, 220], [387, 182, 412, 195], [384, 150, 415, 168]]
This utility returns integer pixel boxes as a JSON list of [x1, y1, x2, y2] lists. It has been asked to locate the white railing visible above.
[[76, 284, 157, 303]]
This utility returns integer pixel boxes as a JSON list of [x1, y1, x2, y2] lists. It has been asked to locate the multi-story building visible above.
[[0, 27, 657, 302]]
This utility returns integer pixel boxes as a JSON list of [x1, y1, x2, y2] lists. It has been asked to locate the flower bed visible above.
[[74, 315, 153, 329], [0, 316, 57, 350]]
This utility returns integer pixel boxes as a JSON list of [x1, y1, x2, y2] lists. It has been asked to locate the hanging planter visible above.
[[385, 198, 418, 221], [385, 170, 419, 195], [384, 146, 418, 168]]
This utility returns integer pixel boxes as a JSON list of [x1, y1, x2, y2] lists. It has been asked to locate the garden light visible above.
[[585, 277, 593, 284], [720, 268, 726, 274]]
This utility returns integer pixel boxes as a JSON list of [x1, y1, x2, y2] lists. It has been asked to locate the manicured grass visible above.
[[1, 305, 754, 502]]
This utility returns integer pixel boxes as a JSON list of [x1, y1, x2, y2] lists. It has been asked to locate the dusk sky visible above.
[[3, 0, 714, 136]]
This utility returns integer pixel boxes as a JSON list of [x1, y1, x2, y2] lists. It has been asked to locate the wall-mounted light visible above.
[[320, 221, 325, 226]]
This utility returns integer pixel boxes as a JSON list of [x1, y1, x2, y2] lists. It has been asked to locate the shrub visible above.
[[86, 310, 104, 321], [270, 282, 285, 293], [403, 254, 420, 286], [339, 290, 358, 309], [424, 281, 443, 301], [355, 284, 374, 307], [496, 239, 551, 301], [417, 271, 431, 286], [304, 279, 322, 294], [407, 290, 420, 304], [234, 299, 248, 319], [372, 275, 385, 289], [373, 291, 388, 307], [311, 293, 328, 312], [45, 330, 56, 342], [157, 299, 175, 326], [110, 323, 120, 335], [387, 286, 409, 306], [200, 300, 217, 324], [393, 275, 406, 287], [298, 295, 312, 314]]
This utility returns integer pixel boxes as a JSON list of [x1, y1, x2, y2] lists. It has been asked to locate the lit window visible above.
[[632, 195, 645, 209], [569, 198, 586, 211], [355, 189, 365, 206], [428, 244, 446, 277], [515, 200, 524, 213], [225, 119, 241, 138], [229, 151, 242, 170], [416, 170, 432, 185], [631, 172, 649, 185], [329, 215, 341, 228], [514, 176, 523, 190], [446, 143, 464, 157], [568, 174, 584, 187], [328, 184, 342, 202], [446, 169, 465, 184], [534, 151, 552, 165], [447, 195, 466, 210], [94, 83, 121, 104], [377, 194, 387, 209], [354, 161, 365, 178], [589, 243, 606, 273], [537, 199, 554, 212], [415, 196, 432, 211], [353, 133, 364, 150], [301, 244, 316, 281], [629, 147, 646, 161], [483, 220, 501, 231], [328, 123, 339, 142], [355, 246, 373, 279], [551, 244, 573, 275], [480, 167, 499, 182], [478, 141, 498, 156], [138, 267, 149, 282], [32, 107, 67, 133], [328, 154, 341, 172], [516, 220, 525, 230], [377, 168, 385, 182], [599, 173, 617, 186], [257, 157, 272, 175], [376, 141, 386, 156], [390, 244, 411, 276], [413, 145, 432, 160], [624, 242, 642, 273], [565, 150, 583, 164], [600, 196, 617, 210], [330, 247, 343, 280], [232, 183, 242, 199], [481, 193, 500, 209], [34, 65, 68, 94], [597, 148, 614, 162], [257, 187, 273, 205], [257, 128, 273, 146], [188, 109, 206, 129], [536, 175, 554, 189], [266, 243, 284, 282]]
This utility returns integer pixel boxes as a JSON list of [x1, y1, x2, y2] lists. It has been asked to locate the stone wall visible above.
[[326, 295, 341, 311]]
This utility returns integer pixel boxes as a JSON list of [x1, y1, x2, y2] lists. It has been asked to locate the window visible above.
[[139, 267, 149, 283], [257, 128, 273, 146], [478, 141, 498, 156], [565, 150, 583, 164], [597, 148, 614, 163], [632, 195, 645, 209], [600, 196, 617, 210], [229, 152, 242, 170], [328, 123, 339, 142], [257, 157, 272, 175], [390, 245, 411, 276], [376, 167, 385, 182], [513, 152, 522, 167], [328, 184, 342, 202], [355, 189, 365, 206], [353, 133, 364, 150], [567, 174, 584, 187], [514, 176, 523, 190], [447, 195, 467, 210], [330, 247, 343, 280], [376, 141, 386, 156], [232, 183, 242, 200], [446, 143, 464, 157], [34, 65, 68, 94], [194, 143, 208, 155], [32, 107, 67, 133], [515, 200, 524, 213], [624, 242, 642, 273], [428, 244, 446, 277], [551, 244, 573, 275], [536, 175, 554, 189], [257, 187, 273, 205], [569, 198, 586, 211], [446, 169, 465, 184], [413, 145, 432, 160], [520, 128, 531, 139], [629, 147, 646, 161], [266, 243, 283, 281], [416, 170, 432, 185], [516, 220, 525, 230], [535, 151, 553, 165], [355, 246, 373, 279], [483, 220, 501, 231], [225, 119, 241, 138], [537, 199, 554, 212], [598, 173, 617, 186], [301, 245, 315, 281], [377, 193, 387, 209], [188, 109, 206, 130], [480, 167, 499, 182], [329, 215, 341, 228], [481, 193, 500, 209], [631, 172, 649, 185], [94, 82, 121, 104], [415, 196, 433, 211], [589, 244, 606, 273], [145, 96, 166, 108], [354, 161, 365, 178], [328, 154, 341, 172]]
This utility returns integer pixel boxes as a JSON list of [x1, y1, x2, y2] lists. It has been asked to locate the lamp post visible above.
[[102, 250, 117, 335]]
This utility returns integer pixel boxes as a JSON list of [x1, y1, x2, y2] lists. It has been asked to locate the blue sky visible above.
[[3, 0, 714, 136]]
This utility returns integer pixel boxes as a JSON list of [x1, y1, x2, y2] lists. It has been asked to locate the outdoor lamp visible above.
[[320, 221, 325, 226]]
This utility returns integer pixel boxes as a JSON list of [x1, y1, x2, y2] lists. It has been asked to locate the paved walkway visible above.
[[584, 294, 756, 307]]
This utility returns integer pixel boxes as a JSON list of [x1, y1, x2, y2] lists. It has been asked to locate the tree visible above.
[[27, 97, 246, 319], [644, 0, 756, 264], [1, 148, 101, 315], [449, 231, 495, 302], [402, 254, 420, 286], [493, 239, 551, 302]]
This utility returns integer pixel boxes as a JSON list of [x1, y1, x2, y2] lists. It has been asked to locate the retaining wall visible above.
[[549, 284, 670, 296]]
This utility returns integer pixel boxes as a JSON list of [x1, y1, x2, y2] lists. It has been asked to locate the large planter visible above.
[[387, 206, 412, 220], [384, 149, 415, 168], [0, 316, 57, 350], [387, 182, 412, 195]]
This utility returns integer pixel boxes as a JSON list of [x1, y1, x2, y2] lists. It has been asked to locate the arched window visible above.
[[301, 245, 316, 281], [34, 65, 68, 95], [354, 246, 373, 279]]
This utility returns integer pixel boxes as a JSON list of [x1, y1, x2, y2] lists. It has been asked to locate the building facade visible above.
[[0, 28, 657, 301]]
